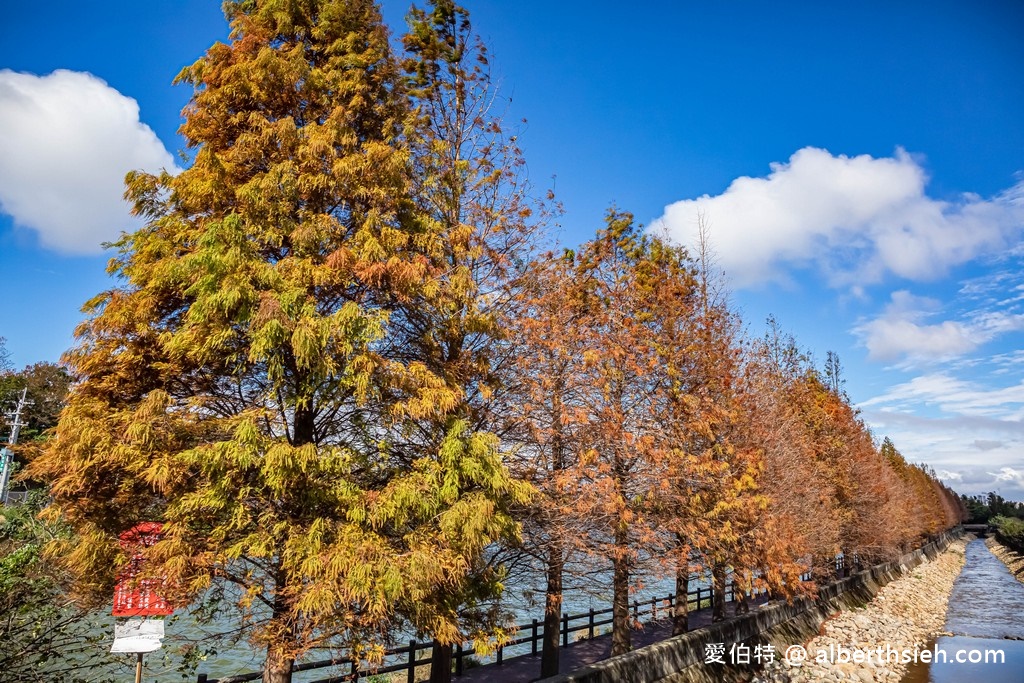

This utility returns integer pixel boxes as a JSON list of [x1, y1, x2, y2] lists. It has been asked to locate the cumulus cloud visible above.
[[859, 319, 975, 363], [989, 467, 1024, 485], [651, 147, 1024, 289], [854, 290, 977, 362], [853, 285, 1024, 365], [0, 70, 178, 254]]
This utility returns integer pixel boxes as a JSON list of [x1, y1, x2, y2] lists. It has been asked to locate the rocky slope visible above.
[[985, 536, 1024, 585], [754, 538, 968, 682]]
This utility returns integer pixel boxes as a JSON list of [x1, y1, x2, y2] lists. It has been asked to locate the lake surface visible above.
[[88, 568, 698, 681], [901, 539, 1024, 683]]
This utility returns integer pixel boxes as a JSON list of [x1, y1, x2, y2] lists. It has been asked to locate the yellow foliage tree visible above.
[[28, 2, 529, 682]]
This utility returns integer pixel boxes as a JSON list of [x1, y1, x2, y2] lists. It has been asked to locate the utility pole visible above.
[[0, 387, 32, 504]]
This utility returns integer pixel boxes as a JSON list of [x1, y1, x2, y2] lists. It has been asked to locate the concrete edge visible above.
[[537, 529, 963, 683]]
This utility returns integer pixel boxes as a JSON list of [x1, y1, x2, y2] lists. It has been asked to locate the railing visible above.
[[196, 581, 763, 683], [203, 540, 935, 683]]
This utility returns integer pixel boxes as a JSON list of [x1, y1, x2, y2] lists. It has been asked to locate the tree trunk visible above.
[[263, 649, 293, 683], [610, 527, 631, 656], [542, 394, 567, 677], [736, 570, 750, 616], [261, 401, 309, 683], [429, 642, 452, 683], [264, 566, 295, 683], [711, 564, 727, 623], [293, 402, 315, 446], [541, 546, 564, 677], [672, 566, 689, 635]]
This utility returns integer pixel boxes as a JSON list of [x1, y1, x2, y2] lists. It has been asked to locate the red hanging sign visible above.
[[112, 522, 174, 617]]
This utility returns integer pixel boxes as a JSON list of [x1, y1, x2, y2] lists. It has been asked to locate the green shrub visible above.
[[992, 516, 1024, 552], [0, 493, 119, 682]]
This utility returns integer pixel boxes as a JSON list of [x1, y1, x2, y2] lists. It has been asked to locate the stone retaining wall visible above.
[[537, 529, 963, 683], [986, 536, 1024, 586]]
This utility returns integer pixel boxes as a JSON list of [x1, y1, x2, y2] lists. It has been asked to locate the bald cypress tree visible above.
[[396, 3, 541, 679], [29, 2, 528, 682]]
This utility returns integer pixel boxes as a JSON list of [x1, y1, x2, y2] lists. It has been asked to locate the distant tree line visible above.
[[14, 3, 964, 683], [970, 490, 1024, 554], [0, 338, 71, 471], [961, 492, 1024, 524]]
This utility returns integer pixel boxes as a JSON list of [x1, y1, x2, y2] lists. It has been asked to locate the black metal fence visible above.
[[196, 580, 763, 683], [198, 537, 925, 683]]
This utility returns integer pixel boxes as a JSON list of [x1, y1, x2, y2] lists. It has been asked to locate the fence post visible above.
[[651, 596, 657, 620], [633, 599, 639, 620], [497, 645, 503, 665], [562, 613, 569, 648], [455, 642, 463, 676], [588, 608, 595, 638], [407, 639, 416, 683], [350, 659, 358, 681], [532, 619, 538, 656]]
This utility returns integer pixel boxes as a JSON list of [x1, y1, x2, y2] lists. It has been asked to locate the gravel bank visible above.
[[985, 536, 1024, 585], [755, 538, 968, 683]]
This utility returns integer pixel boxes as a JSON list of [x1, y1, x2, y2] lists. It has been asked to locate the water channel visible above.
[[901, 538, 1024, 683]]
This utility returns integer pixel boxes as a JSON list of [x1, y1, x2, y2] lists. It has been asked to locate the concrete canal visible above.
[[901, 538, 1024, 683]]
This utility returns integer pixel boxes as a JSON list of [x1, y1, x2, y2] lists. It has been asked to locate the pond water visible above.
[[901, 539, 1024, 683], [85, 569, 699, 681]]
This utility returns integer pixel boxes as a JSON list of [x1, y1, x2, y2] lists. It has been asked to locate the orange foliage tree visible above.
[[501, 249, 596, 675]]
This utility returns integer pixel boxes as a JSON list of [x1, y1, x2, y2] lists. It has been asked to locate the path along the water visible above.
[[454, 595, 768, 683], [901, 538, 1024, 683]]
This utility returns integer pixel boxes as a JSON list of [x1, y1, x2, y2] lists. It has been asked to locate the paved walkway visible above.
[[456, 596, 770, 682]]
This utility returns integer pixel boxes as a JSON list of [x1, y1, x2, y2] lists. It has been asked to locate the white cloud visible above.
[[975, 311, 1024, 335], [958, 267, 1024, 304], [989, 467, 1024, 485], [860, 372, 1024, 418], [855, 291, 979, 362], [651, 147, 1024, 288], [0, 70, 178, 254], [860, 319, 975, 362], [853, 288, 1024, 365], [859, 408, 1024, 497]]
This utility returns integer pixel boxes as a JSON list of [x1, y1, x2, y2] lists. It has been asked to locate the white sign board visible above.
[[111, 617, 165, 653]]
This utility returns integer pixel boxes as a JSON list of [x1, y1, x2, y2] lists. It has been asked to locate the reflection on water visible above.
[[901, 539, 1024, 683]]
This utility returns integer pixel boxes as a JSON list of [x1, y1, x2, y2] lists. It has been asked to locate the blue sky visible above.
[[1, 1, 1022, 498]]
